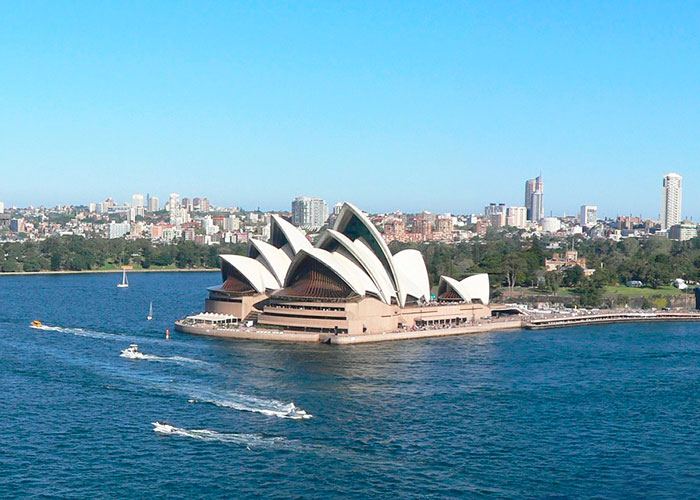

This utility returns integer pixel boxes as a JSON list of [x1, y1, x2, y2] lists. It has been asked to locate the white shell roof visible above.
[[284, 248, 380, 298], [271, 214, 312, 256], [249, 238, 291, 287], [220, 254, 280, 294], [216, 203, 489, 308], [333, 202, 402, 298], [392, 249, 431, 306], [438, 273, 490, 304], [316, 229, 397, 304], [461, 273, 490, 305]]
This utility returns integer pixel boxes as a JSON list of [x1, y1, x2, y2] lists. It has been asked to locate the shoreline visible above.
[[0, 268, 219, 276]]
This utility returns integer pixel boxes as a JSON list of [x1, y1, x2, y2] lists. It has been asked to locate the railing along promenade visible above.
[[524, 310, 700, 330]]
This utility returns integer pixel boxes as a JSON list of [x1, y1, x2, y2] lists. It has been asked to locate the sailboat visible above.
[[147, 301, 153, 321], [117, 268, 129, 288]]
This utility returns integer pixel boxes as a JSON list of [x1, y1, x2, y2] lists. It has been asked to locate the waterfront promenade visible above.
[[175, 316, 523, 344], [176, 308, 700, 344], [524, 310, 700, 330]]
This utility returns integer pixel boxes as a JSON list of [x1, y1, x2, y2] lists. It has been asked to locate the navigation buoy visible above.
[[165, 329, 170, 340]]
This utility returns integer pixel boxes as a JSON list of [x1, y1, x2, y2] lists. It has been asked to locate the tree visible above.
[[562, 265, 584, 287], [577, 277, 604, 308], [504, 254, 527, 291]]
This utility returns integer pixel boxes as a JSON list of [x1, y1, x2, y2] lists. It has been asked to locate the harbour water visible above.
[[3, 272, 700, 498]]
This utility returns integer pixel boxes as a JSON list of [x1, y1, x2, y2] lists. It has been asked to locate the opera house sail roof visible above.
[[212, 202, 489, 310]]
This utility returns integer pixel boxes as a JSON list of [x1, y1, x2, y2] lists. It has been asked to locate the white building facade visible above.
[[506, 206, 527, 228], [580, 205, 598, 227], [291, 196, 329, 230], [108, 221, 131, 239], [662, 173, 682, 230]]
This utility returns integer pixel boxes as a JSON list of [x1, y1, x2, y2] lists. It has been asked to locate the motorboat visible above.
[[152, 421, 176, 434], [30, 320, 43, 329], [120, 343, 144, 359]]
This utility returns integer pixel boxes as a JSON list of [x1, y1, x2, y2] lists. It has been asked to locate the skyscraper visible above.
[[132, 193, 145, 208], [525, 178, 536, 219], [580, 205, 598, 227], [661, 173, 682, 230], [291, 196, 329, 230], [148, 196, 160, 212], [531, 189, 544, 222], [525, 175, 543, 221]]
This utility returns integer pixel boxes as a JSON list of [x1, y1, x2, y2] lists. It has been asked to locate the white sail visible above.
[[118, 269, 129, 288]]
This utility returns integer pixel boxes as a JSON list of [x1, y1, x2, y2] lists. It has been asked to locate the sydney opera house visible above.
[[178, 203, 493, 340]]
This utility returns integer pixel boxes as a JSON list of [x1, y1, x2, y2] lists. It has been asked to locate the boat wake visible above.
[[31, 324, 131, 342], [186, 388, 312, 420], [152, 421, 286, 448], [120, 350, 206, 365]]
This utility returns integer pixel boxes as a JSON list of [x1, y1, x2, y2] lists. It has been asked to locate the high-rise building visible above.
[[291, 196, 329, 230], [182, 197, 192, 211], [168, 193, 180, 211], [484, 203, 506, 217], [530, 188, 544, 222], [10, 218, 25, 233], [506, 206, 527, 228], [669, 222, 697, 241], [662, 173, 682, 230], [488, 212, 506, 227], [0, 201, 4, 213], [223, 215, 241, 231], [525, 179, 536, 219], [200, 198, 210, 213], [148, 196, 160, 212], [108, 221, 130, 239], [525, 175, 543, 221], [580, 205, 598, 227], [132, 194, 145, 208]]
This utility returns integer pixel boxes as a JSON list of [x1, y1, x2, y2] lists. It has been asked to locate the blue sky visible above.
[[2, 1, 699, 218]]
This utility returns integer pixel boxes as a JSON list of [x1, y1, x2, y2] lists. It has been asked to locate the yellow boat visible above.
[[30, 320, 43, 328]]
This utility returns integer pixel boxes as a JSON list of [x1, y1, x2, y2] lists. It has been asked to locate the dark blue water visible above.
[[2, 272, 700, 498]]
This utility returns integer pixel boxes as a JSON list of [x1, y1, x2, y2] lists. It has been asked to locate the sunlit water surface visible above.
[[2, 272, 700, 498]]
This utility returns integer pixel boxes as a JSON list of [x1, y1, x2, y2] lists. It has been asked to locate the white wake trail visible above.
[[152, 421, 285, 448], [119, 349, 206, 365], [186, 387, 312, 420], [33, 324, 131, 342]]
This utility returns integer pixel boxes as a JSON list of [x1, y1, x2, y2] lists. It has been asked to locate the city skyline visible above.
[[0, 170, 692, 222], [3, 3, 700, 216]]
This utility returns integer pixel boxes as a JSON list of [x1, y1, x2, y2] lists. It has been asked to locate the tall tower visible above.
[[525, 178, 536, 219], [661, 173, 682, 230], [525, 175, 544, 222]]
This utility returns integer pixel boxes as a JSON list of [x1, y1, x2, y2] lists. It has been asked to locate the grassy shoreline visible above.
[[0, 267, 219, 276]]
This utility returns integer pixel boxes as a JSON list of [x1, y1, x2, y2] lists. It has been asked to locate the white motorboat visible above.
[[120, 343, 144, 359], [152, 421, 176, 434]]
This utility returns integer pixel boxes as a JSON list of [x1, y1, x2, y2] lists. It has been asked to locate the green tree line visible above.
[[0, 236, 247, 272]]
